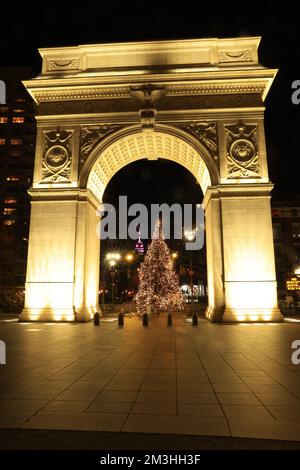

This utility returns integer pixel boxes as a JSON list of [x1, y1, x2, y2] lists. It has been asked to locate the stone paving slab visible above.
[[1, 316, 300, 443]]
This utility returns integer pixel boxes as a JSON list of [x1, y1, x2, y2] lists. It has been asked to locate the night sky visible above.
[[1, 1, 300, 201]]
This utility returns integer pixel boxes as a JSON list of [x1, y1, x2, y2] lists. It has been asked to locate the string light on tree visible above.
[[135, 220, 185, 315]]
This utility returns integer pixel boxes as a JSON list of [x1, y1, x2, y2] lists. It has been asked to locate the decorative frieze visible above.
[[80, 125, 120, 166], [218, 50, 252, 63], [47, 58, 80, 72], [184, 121, 218, 161]]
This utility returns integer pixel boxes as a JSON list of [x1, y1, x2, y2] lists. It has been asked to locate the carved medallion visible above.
[[229, 139, 255, 163], [225, 121, 259, 178], [41, 128, 73, 183]]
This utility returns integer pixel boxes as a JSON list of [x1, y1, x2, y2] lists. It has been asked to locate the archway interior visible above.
[[99, 158, 207, 306], [87, 131, 211, 203]]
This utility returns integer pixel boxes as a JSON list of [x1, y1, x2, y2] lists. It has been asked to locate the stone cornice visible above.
[[24, 75, 276, 104], [203, 183, 274, 209]]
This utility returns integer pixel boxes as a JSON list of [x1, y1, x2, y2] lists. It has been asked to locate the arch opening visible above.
[[86, 130, 213, 202], [99, 158, 207, 309]]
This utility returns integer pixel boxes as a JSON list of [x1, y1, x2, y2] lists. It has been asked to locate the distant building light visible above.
[[6, 176, 19, 182], [13, 109, 25, 113], [3, 219, 15, 226], [4, 198, 17, 204], [10, 139, 22, 145], [135, 229, 144, 254], [12, 117, 24, 123], [0, 138, 5, 145], [0, 117, 8, 123], [272, 210, 280, 217], [3, 208, 16, 215]]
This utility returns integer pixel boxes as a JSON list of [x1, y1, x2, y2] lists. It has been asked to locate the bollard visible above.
[[118, 312, 124, 327], [94, 312, 100, 326], [142, 313, 148, 327], [167, 313, 173, 327], [192, 312, 198, 326]]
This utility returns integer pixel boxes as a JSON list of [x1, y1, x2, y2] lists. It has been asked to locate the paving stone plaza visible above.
[[1, 317, 300, 444]]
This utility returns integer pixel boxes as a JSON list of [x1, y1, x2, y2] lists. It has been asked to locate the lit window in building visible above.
[[6, 176, 19, 182], [4, 198, 17, 204], [12, 117, 24, 123], [3, 219, 15, 226], [0, 138, 6, 145], [13, 109, 25, 113], [0, 117, 8, 124], [10, 139, 22, 145], [292, 223, 300, 238], [0, 106, 9, 112], [3, 208, 16, 215], [15, 98, 25, 102]]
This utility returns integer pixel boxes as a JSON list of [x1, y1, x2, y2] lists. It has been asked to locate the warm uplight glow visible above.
[[295, 266, 300, 275]]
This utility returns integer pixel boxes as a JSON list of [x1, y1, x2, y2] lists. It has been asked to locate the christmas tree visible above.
[[135, 221, 185, 314]]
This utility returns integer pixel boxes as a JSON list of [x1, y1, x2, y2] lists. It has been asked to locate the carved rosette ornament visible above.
[[80, 125, 120, 167], [41, 128, 73, 183], [225, 121, 260, 179], [184, 121, 218, 161]]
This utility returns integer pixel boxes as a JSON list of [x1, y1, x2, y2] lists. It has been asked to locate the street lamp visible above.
[[184, 229, 196, 302], [184, 229, 196, 242], [106, 252, 121, 305]]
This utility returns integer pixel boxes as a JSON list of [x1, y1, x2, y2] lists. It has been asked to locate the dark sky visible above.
[[1, 1, 300, 200]]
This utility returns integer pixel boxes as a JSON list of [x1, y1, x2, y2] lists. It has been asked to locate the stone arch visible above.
[[80, 124, 219, 202], [20, 37, 282, 324]]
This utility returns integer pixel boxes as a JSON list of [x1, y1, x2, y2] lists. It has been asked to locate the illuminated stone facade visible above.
[[20, 37, 283, 322]]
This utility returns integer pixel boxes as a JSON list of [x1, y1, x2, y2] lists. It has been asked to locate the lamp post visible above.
[[184, 229, 196, 302], [105, 252, 135, 306], [106, 253, 121, 305]]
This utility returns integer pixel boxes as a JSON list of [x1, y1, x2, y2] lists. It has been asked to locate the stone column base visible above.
[[205, 306, 225, 323], [222, 308, 283, 322], [19, 308, 76, 322], [75, 307, 98, 322], [205, 306, 283, 323], [19, 307, 100, 322]]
